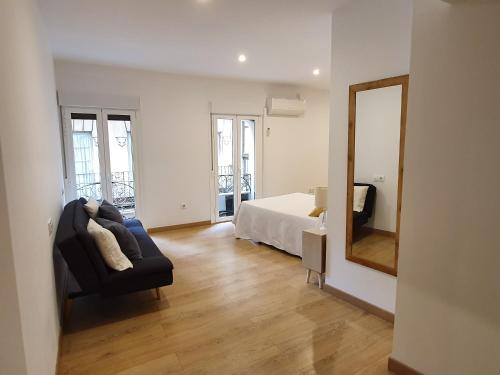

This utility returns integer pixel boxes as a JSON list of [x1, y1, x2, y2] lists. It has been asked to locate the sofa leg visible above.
[[155, 288, 161, 300], [63, 297, 73, 328]]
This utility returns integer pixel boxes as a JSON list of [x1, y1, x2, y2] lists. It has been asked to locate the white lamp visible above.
[[314, 187, 328, 230]]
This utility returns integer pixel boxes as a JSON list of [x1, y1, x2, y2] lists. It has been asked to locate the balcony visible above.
[[75, 171, 135, 218], [218, 166, 253, 217]]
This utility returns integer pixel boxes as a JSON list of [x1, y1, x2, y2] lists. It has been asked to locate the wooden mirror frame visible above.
[[345, 75, 409, 276]]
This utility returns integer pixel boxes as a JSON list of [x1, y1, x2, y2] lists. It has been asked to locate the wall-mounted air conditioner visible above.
[[266, 97, 306, 116]]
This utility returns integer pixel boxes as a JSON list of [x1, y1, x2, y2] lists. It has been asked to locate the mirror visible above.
[[346, 75, 409, 276]]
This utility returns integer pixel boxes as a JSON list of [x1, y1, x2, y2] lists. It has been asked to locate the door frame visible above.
[[62, 106, 142, 217], [62, 106, 106, 203], [101, 109, 142, 218], [210, 114, 263, 223]]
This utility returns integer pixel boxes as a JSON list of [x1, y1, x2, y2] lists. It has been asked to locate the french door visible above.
[[62, 107, 138, 218], [211, 114, 262, 222]]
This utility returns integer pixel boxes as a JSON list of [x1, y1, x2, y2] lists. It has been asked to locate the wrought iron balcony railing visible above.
[[75, 171, 135, 210], [218, 174, 252, 194]]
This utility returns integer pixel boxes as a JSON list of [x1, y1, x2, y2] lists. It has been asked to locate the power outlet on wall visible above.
[[373, 175, 385, 183]]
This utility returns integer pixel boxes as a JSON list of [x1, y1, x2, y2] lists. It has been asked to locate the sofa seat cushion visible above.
[[123, 218, 143, 229], [126, 226, 165, 259], [122, 219, 163, 258], [102, 255, 173, 296]]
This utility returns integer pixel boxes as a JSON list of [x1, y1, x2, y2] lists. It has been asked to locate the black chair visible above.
[[352, 183, 376, 236]]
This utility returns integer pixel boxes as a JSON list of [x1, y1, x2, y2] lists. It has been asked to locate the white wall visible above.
[[263, 89, 330, 198], [326, 0, 412, 312], [0, 0, 64, 374], [54, 61, 330, 228], [0, 148, 27, 375], [355, 85, 402, 232], [392, 1, 500, 373]]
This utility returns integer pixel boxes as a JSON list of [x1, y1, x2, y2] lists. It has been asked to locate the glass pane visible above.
[[351, 85, 402, 270], [70, 113, 103, 202], [216, 118, 234, 218], [106, 115, 136, 218], [240, 119, 256, 202]]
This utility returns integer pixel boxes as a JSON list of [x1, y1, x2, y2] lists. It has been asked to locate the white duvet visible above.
[[233, 193, 319, 257]]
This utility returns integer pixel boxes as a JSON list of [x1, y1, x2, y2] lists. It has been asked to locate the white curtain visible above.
[[73, 131, 98, 197]]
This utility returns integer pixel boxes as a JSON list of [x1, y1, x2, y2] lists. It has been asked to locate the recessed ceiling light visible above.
[[238, 54, 247, 63], [313, 68, 320, 76]]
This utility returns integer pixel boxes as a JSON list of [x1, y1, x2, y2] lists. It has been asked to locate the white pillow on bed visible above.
[[353, 186, 369, 212]]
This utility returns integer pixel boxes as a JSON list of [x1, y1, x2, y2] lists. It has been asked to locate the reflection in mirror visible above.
[[346, 75, 409, 276]]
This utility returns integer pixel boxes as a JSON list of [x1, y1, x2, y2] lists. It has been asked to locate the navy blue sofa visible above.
[[55, 199, 173, 300]]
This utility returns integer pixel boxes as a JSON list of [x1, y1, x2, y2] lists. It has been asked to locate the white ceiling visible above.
[[38, 0, 350, 89]]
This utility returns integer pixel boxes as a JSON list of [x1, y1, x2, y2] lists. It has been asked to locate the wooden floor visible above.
[[352, 233, 396, 269], [58, 223, 394, 375]]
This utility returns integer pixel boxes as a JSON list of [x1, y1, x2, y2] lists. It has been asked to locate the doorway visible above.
[[211, 115, 262, 222], [62, 107, 138, 218]]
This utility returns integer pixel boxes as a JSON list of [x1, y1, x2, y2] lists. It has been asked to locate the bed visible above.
[[233, 193, 319, 257]]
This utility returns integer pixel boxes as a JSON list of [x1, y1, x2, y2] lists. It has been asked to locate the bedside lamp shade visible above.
[[314, 187, 328, 210]]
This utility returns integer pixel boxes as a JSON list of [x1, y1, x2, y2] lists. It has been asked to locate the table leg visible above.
[[318, 273, 323, 289], [306, 269, 311, 283]]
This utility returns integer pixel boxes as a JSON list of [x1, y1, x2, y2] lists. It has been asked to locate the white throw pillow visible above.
[[353, 186, 369, 212], [84, 198, 100, 219], [87, 218, 133, 271]]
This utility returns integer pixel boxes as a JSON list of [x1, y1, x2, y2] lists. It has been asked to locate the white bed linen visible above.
[[233, 193, 319, 256]]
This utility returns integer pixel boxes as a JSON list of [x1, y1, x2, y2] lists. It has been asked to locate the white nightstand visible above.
[[302, 228, 327, 288]]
